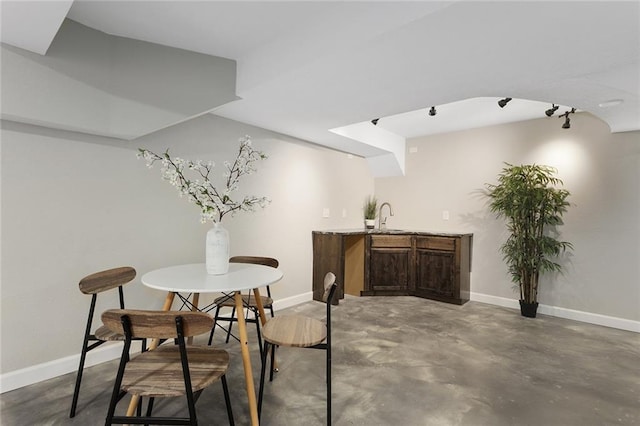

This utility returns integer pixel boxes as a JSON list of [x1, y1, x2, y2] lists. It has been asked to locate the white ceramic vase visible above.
[[365, 219, 375, 229], [206, 222, 230, 275]]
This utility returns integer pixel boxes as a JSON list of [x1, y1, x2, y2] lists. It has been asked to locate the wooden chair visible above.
[[70, 266, 145, 418], [102, 309, 234, 426], [207, 256, 279, 352], [258, 272, 338, 425]]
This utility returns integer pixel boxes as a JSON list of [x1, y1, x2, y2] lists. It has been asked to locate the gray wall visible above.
[[0, 115, 374, 374], [375, 112, 640, 321]]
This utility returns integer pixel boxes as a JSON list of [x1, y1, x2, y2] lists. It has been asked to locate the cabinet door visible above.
[[414, 236, 459, 301], [368, 235, 412, 292], [369, 248, 412, 291], [415, 249, 456, 299]]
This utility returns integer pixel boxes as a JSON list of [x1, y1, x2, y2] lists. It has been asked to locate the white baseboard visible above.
[[272, 291, 313, 311], [470, 292, 521, 309], [0, 341, 143, 394], [470, 292, 640, 333], [4, 291, 636, 394]]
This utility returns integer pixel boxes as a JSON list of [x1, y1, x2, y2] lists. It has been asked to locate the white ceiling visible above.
[[2, 1, 639, 161]]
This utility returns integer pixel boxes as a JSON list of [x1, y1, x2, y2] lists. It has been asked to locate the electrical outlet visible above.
[[342, 208, 347, 218], [442, 210, 450, 220], [323, 208, 330, 218]]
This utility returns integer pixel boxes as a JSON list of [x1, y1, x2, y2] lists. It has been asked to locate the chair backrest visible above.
[[322, 273, 338, 322], [102, 309, 214, 339], [230, 256, 279, 269], [231, 257, 279, 299], [322, 272, 338, 304], [79, 267, 136, 295]]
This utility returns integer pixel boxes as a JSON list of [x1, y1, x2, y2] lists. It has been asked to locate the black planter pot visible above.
[[519, 300, 539, 318]]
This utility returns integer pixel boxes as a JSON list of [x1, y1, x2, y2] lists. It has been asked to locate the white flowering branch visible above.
[[138, 135, 270, 223]]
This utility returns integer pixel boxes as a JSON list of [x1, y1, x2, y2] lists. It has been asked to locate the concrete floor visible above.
[[1, 296, 639, 425]]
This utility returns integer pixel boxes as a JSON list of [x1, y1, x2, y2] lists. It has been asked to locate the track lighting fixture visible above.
[[370, 100, 574, 131], [560, 108, 576, 129], [498, 97, 512, 108], [545, 104, 559, 117]]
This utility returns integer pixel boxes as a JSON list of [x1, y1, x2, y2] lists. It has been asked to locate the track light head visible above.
[[545, 104, 559, 117], [498, 97, 512, 108], [428, 106, 436, 116], [560, 108, 576, 129], [371, 118, 379, 126]]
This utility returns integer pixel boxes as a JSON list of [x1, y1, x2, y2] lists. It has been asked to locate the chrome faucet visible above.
[[378, 202, 394, 229]]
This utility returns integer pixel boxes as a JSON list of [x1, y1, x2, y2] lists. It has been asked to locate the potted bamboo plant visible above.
[[485, 163, 572, 317], [363, 195, 378, 229]]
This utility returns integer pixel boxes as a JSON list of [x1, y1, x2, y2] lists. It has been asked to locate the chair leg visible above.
[[71, 294, 101, 419], [221, 375, 235, 426], [269, 345, 277, 382], [327, 346, 332, 426], [105, 344, 131, 426], [69, 340, 89, 418], [225, 306, 236, 344], [254, 308, 263, 354], [208, 305, 222, 345], [145, 396, 154, 417], [258, 341, 270, 419]]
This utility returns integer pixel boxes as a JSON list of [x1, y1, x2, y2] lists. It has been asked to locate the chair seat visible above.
[[214, 294, 273, 309], [94, 325, 124, 341], [122, 345, 230, 397], [262, 315, 326, 348]]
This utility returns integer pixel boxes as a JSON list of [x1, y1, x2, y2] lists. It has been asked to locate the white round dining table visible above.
[[133, 262, 283, 426], [141, 262, 283, 294]]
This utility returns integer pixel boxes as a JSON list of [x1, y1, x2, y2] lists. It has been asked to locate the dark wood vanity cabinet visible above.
[[313, 230, 472, 305]]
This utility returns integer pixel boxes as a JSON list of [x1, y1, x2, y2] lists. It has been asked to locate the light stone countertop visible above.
[[312, 229, 473, 237]]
